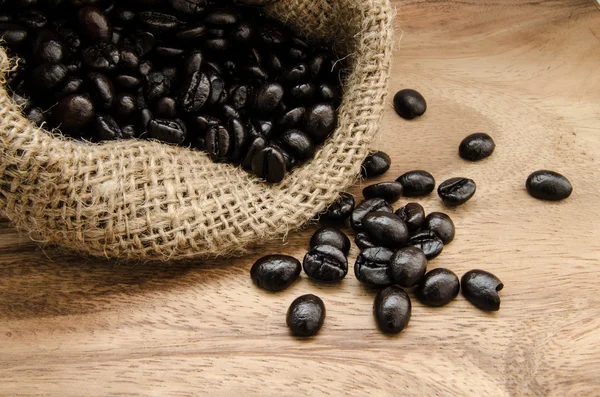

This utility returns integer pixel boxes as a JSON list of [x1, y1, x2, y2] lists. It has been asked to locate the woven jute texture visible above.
[[0, 0, 393, 260]]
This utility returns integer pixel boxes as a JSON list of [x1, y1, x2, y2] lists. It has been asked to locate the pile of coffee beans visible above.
[[1, 0, 345, 183]]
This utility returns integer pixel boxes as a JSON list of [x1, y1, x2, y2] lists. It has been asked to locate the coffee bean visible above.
[[83, 42, 120, 71], [258, 24, 287, 47], [393, 89, 426, 120], [390, 247, 427, 288], [139, 11, 180, 32], [310, 227, 350, 255], [396, 170, 435, 196], [123, 31, 155, 57], [119, 49, 139, 70], [220, 104, 240, 121], [289, 82, 315, 104], [94, 113, 122, 141], [362, 211, 409, 249], [230, 84, 250, 110], [154, 97, 177, 118], [204, 124, 231, 161], [526, 170, 572, 201], [113, 7, 135, 24], [278, 129, 314, 160], [18, 9, 47, 29], [408, 230, 443, 260], [309, 53, 332, 79], [230, 21, 252, 44], [155, 44, 185, 57], [265, 52, 284, 74], [204, 37, 230, 52], [303, 103, 336, 142], [242, 136, 266, 170], [276, 107, 305, 131], [373, 286, 411, 334], [138, 60, 153, 76], [253, 82, 283, 113], [52, 94, 95, 135], [318, 83, 341, 105], [54, 76, 83, 100], [138, 108, 153, 133], [168, 0, 205, 15], [255, 119, 273, 138], [438, 177, 476, 206], [121, 125, 138, 139], [303, 244, 348, 283], [354, 247, 394, 286], [461, 269, 503, 311], [57, 27, 80, 54], [178, 71, 210, 112], [207, 72, 227, 105], [87, 72, 115, 109], [32, 29, 65, 63], [286, 294, 325, 337], [395, 202, 425, 232], [176, 24, 206, 42], [182, 51, 203, 76], [31, 62, 67, 90], [423, 212, 455, 244], [228, 117, 248, 162], [350, 198, 393, 231], [282, 63, 308, 86], [320, 192, 354, 223], [26, 107, 45, 126], [251, 146, 286, 183], [0, 23, 28, 50], [11, 92, 30, 110], [355, 232, 376, 250], [189, 114, 220, 133], [362, 182, 403, 203], [115, 93, 136, 119], [361, 151, 390, 178], [250, 254, 301, 292], [416, 268, 460, 307], [78, 6, 112, 42], [147, 118, 186, 144], [115, 74, 142, 90], [459, 132, 495, 161], [204, 9, 238, 25]]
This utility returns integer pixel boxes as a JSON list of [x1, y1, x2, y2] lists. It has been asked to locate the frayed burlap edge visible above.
[[0, 0, 393, 261]]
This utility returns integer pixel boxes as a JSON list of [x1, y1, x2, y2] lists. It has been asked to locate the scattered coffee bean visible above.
[[286, 294, 325, 337], [303, 245, 348, 282], [310, 227, 350, 255], [350, 198, 393, 231], [250, 254, 301, 292], [362, 211, 409, 249], [389, 247, 427, 288], [320, 192, 355, 223], [393, 89, 426, 120], [438, 177, 476, 206], [423, 212, 455, 244], [459, 132, 495, 161], [408, 230, 443, 260], [361, 151, 391, 178], [526, 170, 572, 201], [416, 268, 460, 307], [354, 247, 394, 286], [395, 202, 425, 232], [373, 286, 411, 334], [362, 181, 403, 203], [461, 269, 504, 311], [396, 170, 435, 196]]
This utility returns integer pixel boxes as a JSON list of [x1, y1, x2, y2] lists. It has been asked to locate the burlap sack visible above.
[[0, 0, 393, 260]]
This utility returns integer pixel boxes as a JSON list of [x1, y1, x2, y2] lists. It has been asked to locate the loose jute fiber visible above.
[[0, 0, 393, 260]]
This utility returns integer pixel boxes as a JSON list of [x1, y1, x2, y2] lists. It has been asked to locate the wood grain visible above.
[[1, 1, 599, 395]]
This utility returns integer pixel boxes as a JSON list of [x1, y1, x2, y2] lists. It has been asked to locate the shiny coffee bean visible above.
[[461, 269, 504, 311], [138, 60, 153, 76], [119, 49, 139, 70], [351, 198, 393, 231], [320, 192, 354, 223], [155, 44, 185, 57], [54, 76, 83, 100], [265, 52, 284, 74], [309, 53, 332, 79], [121, 125, 138, 139], [52, 94, 95, 135], [123, 31, 155, 57], [0, 23, 28, 49], [182, 51, 203, 75], [277, 107, 305, 131], [286, 294, 325, 337], [373, 286, 411, 334], [147, 118, 187, 144], [310, 227, 350, 255], [83, 42, 120, 71], [361, 151, 391, 178], [31, 63, 68, 90], [258, 24, 287, 47], [354, 247, 395, 286], [395, 202, 425, 232], [178, 71, 210, 112], [250, 254, 301, 292], [459, 132, 495, 161], [220, 104, 240, 120], [242, 136, 266, 170], [204, 9, 238, 25], [253, 82, 283, 113], [230, 22, 252, 44], [26, 107, 45, 125], [139, 11, 180, 33], [303, 244, 348, 283], [11, 92, 31, 109], [526, 170, 572, 201], [204, 37, 230, 52], [408, 230, 443, 260], [362, 182, 403, 203], [230, 84, 250, 110], [228, 117, 248, 162], [168, 0, 205, 15], [397, 170, 435, 197], [423, 212, 455, 244], [393, 89, 426, 120], [303, 103, 336, 142], [207, 72, 227, 105], [438, 177, 476, 206], [289, 82, 315, 104], [355, 232, 376, 250], [33, 30, 65, 64], [390, 247, 427, 288], [154, 97, 177, 118], [94, 113, 122, 141], [18, 9, 47, 29], [115, 93, 136, 119], [204, 124, 231, 161], [78, 6, 112, 42], [282, 63, 308, 86], [279, 129, 314, 160], [416, 268, 460, 307], [115, 74, 141, 90], [251, 146, 286, 183], [318, 83, 341, 105], [138, 108, 153, 133], [189, 114, 220, 133], [255, 119, 274, 138], [87, 72, 115, 109], [113, 7, 135, 24], [176, 24, 206, 42], [362, 211, 409, 249]]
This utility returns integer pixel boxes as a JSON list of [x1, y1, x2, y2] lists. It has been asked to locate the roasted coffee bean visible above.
[[204, 37, 230, 52], [251, 146, 286, 183], [176, 24, 206, 42], [168, 0, 205, 15], [526, 170, 572, 201], [138, 60, 153, 76], [258, 24, 287, 47], [278, 129, 314, 160], [309, 53, 332, 79], [207, 72, 227, 105], [65, 61, 81, 73], [182, 51, 203, 76], [276, 107, 305, 131], [362, 182, 403, 203], [0, 15, 11, 23], [362, 211, 409, 249], [161, 66, 178, 85], [242, 64, 268, 83], [459, 132, 495, 161], [393, 89, 426, 120], [303, 103, 336, 142], [361, 151, 390, 178], [229, 84, 249, 110], [155, 44, 185, 57], [423, 212, 455, 244], [321, 192, 354, 223], [250, 254, 301, 292], [395, 202, 425, 232], [11, 92, 31, 109], [57, 28, 80, 54], [318, 83, 341, 105], [220, 104, 240, 120], [244, 47, 262, 65], [52, 94, 95, 135], [204, 9, 238, 25], [438, 177, 476, 206], [355, 232, 376, 250], [230, 22, 252, 44], [115, 93, 136, 119], [54, 76, 83, 100], [255, 119, 273, 138], [397, 170, 435, 197], [139, 108, 154, 131], [154, 96, 177, 118], [0, 23, 28, 50], [123, 31, 155, 57], [33, 30, 65, 64], [416, 268, 460, 307], [242, 136, 266, 170], [228, 117, 248, 162], [282, 63, 308, 86], [78, 6, 112, 42], [26, 107, 45, 125], [373, 286, 411, 334], [204, 124, 231, 161], [310, 227, 350, 255], [269, 142, 296, 171], [354, 247, 394, 286], [115, 74, 142, 90], [390, 247, 427, 288], [351, 198, 393, 231], [265, 52, 284, 74], [189, 114, 220, 133], [113, 7, 135, 24], [147, 118, 186, 144], [139, 11, 180, 33], [87, 72, 115, 109], [17, 9, 47, 29], [178, 71, 210, 112], [288, 47, 307, 62], [83, 42, 120, 71], [94, 113, 122, 141], [119, 49, 139, 70], [461, 270, 504, 311], [303, 245, 348, 282], [289, 82, 315, 104], [253, 82, 283, 113], [31, 63, 67, 90], [222, 60, 237, 77], [286, 294, 325, 337], [408, 230, 443, 260]]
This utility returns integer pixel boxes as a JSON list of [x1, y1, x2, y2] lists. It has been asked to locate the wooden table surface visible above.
[[2, 1, 600, 395]]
